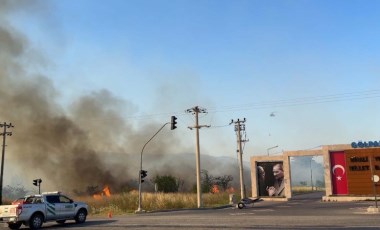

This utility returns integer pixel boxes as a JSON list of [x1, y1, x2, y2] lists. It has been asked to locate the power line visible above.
[[119, 89, 380, 120], [207, 89, 380, 113], [8, 89, 380, 125]]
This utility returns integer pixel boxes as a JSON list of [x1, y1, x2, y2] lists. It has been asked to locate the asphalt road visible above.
[[3, 192, 380, 229]]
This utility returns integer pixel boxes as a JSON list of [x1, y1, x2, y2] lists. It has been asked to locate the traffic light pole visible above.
[[33, 179, 42, 194], [136, 122, 170, 213]]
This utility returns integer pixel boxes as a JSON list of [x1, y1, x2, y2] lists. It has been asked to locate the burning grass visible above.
[[77, 191, 233, 216]]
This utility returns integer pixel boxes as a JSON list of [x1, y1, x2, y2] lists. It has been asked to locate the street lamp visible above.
[[136, 123, 168, 213], [136, 117, 177, 213], [267, 145, 279, 156]]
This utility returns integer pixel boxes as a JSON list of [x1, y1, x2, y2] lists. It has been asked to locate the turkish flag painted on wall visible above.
[[330, 151, 348, 195]]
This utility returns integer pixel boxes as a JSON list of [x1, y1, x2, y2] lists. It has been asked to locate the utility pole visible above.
[[0, 122, 14, 205], [230, 118, 248, 200], [186, 106, 209, 208]]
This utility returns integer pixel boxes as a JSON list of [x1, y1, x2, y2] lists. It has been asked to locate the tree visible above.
[[200, 170, 234, 193], [214, 175, 233, 191], [152, 175, 179, 193], [201, 170, 214, 193], [2, 184, 29, 200]]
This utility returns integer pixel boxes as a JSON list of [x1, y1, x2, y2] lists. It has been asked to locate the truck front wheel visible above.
[[8, 222, 22, 229], [29, 213, 43, 230], [75, 209, 87, 224]]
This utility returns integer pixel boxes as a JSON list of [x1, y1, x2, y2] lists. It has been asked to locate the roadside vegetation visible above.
[[84, 171, 237, 215], [80, 191, 235, 216]]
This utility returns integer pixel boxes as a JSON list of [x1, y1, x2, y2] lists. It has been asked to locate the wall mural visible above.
[[257, 161, 285, 197]]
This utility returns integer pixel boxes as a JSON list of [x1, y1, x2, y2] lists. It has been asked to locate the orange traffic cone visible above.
[[108, 211, 112, 218]]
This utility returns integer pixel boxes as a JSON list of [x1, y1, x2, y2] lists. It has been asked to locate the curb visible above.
[[144, 204, 234, 214]]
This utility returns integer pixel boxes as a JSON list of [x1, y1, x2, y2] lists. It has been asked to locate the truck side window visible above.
[[46, 195, 60, 203], [25, 197, 34, 204], [59, 195, 71, 203]]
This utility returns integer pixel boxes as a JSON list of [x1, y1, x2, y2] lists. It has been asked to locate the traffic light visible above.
[[140, 170, 148, 183], [170, 116, 177, 130], [33, 179, 42, 194], [33, 179, 42, 186]]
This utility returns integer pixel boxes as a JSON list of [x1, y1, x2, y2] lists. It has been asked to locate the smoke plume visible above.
[[0, 0, 251, 195]]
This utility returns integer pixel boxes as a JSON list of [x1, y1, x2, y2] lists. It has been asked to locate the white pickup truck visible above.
[[0, 191, 88, 230]]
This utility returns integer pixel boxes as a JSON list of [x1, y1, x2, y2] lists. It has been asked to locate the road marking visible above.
[[230, 209, 274, 215], [287, 202, 302, 205], [253, 209, 274, 212], [350, 207, 368, 211], [230, 213, 255, 215], [353, 212, 379, 215]]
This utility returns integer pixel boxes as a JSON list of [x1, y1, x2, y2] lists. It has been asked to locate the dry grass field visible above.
[[78, 191, 235, 216]]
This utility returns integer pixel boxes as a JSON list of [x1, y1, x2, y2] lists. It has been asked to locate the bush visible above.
[[151, 175, 180, 193]]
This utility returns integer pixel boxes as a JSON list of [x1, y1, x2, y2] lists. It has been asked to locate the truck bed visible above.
[[0, 204, 19, 218]]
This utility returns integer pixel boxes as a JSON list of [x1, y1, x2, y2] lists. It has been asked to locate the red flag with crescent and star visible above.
[[330, 151, 348, 195]]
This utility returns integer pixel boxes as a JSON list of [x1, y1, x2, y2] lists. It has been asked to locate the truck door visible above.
[[58, 195, 75, 218], [45, 195, 63, 220]]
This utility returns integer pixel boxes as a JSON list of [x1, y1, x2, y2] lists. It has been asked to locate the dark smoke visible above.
[[0, 0, 251, 195]]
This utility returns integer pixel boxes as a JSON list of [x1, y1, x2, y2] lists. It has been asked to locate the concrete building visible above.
[[250, 143, 380, 201]]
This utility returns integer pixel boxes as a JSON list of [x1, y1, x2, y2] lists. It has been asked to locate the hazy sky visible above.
[[4, 0, 380, 164]]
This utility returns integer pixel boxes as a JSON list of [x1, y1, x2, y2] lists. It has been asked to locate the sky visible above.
[[1, 0, 380, 192]]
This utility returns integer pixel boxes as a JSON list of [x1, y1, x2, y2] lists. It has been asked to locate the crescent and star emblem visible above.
[[332, 164, 345, 181]]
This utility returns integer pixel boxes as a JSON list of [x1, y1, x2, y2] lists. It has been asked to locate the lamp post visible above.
[[267, 145, 279, 156]]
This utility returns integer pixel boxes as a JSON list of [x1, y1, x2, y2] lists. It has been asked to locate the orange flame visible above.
[[226, 187, 235, 194], [211, 185, 220, 193], [93, 185, 111, 199], [103, 185, 111, 197]]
